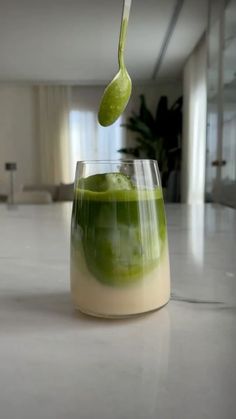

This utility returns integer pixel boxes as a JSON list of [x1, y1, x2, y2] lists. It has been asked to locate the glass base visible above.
[[74, 299, 170, 319]]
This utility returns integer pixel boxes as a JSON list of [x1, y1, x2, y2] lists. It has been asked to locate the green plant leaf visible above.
[[139, 94, 155, 129], [120, 94, 183, 191], [155, 96, 169, 137], [118, 147, 141, 158], [122, 121, 153, 139], [136, 137, 156, 149]]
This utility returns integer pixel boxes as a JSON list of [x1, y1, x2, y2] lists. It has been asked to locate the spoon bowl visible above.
[[98, 67, 131, 127], [98, 0, 132, 127]]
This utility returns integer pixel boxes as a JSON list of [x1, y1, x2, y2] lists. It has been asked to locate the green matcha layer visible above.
[[71, 173, 167, 286]]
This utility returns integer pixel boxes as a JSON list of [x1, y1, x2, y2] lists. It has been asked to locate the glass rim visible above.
[[76, 159, 158, 165]]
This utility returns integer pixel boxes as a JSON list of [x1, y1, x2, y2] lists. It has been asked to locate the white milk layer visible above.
[[70, 242, 171, 317]]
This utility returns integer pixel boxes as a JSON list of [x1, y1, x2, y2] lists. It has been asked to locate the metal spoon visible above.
[[98, 0, 132, 127]]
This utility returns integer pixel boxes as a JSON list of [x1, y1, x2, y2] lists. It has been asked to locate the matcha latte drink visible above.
[[70, 160, 170, 318]]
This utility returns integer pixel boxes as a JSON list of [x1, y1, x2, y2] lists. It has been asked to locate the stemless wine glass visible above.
[[70, 160, 170, 318]]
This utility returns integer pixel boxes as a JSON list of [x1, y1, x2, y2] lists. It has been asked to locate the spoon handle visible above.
[[118, 0, 132, 68], [123, 0, 132, 21]]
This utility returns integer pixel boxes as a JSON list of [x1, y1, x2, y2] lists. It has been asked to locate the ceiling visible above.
[[0, 0, 208, 84]]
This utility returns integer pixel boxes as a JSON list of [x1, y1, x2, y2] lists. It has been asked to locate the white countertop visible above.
[[0, 203, 235, 419]]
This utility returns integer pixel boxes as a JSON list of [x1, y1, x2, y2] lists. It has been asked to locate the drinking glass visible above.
[[70, 160, 170, 318]]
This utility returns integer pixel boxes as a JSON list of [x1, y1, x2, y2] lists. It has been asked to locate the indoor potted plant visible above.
[[118, 94, 183, 201]]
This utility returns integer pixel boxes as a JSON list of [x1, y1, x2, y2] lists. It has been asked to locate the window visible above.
[[69, 111, 125, 180]]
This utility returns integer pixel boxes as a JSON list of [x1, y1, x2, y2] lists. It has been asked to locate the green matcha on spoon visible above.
[[98, 0, 132, 127]]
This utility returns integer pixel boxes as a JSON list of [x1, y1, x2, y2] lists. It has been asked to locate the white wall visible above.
[[0, 85, 37, 195]]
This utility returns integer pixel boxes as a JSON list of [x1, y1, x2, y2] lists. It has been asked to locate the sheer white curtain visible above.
[[69, 111, 124, 177], [181, 37, 207, 204], [35, 85, 71, 184], [69, 86, 125, 180]]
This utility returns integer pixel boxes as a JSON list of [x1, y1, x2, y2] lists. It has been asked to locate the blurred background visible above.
[[0, 0, 235, 206]]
